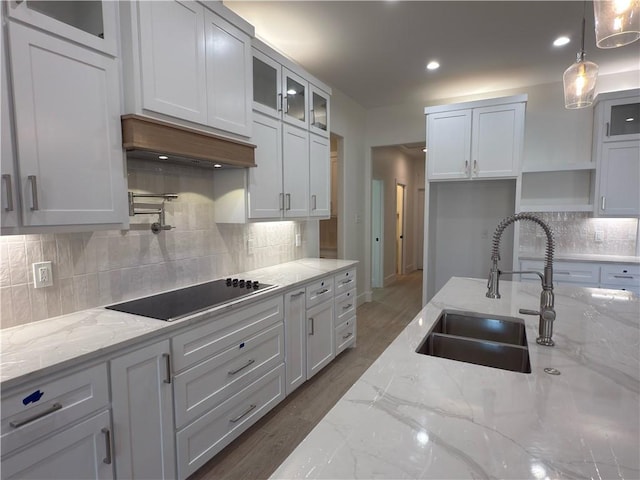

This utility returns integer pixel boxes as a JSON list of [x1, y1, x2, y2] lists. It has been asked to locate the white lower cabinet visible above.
[[306, 299, 335, 379], [176, 364, 285, 479], [110, 339, 176, 480], [284, 288, 307, 395], [1, 410, 114, 480], [1, 363, 112, 480]]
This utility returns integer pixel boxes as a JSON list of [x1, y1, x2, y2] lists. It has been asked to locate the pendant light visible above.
[[563, 4, 599, 109], [594, 0, 640, 48]]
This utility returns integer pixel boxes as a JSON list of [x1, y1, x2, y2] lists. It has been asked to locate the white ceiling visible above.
[[224, 1, 640, 110]]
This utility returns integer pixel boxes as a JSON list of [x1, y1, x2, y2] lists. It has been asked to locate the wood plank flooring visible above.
[[189, 270, 423, 480]]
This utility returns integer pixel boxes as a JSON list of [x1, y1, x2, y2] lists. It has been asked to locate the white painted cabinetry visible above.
[[284, 288, 307, 395], [593, 89, 640, 217], [1, 364, 113, 480], [110, 340, 176, 480], [309, 134, 331, 217], [306, 295, 335, 378], [121, 0, 253, 137], [3, 13, 127, 229], [426, 96, 525, 181], [1, 32, 18, 229]]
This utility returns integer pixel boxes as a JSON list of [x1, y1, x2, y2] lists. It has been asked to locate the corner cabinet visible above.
[[593, 89, 640, 217], [2, 6, 128, 230], [120, 0, 253, 138], [425, 95, 526, 181]]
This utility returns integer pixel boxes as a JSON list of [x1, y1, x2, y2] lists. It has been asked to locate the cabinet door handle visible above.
[[101, 427, 112, 464], [311, 194, 317, 211], [228, 359, 255, 375], [291, 290, 305, 297], [311, 108, 316, 126], [279, 192, 284, 211], [464, 160, 469, 175], [277, 93, 283, 113], [2, 174, 14, 212], [230, 404, 256, 423], [473, 160, 478, 176], [163, 353, 171, 384], [283, 95, 289, 114], [606, 122, 610, 137], [601, 196, 606, 211], [28, 175, 39, 210], [285, 193, 291, 210], [309, 317, 314, 335], [10, 402, 62, 428], [613, 274, 634, 279]]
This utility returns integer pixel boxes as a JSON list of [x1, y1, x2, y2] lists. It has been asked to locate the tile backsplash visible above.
[[0, 160, 308, 329], [519, 212, 638, 257]]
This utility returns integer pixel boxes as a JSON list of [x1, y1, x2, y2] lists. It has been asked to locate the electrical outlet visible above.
[[247, 238, 255, 256], [32, 261, 53, 288], [594, 230, 604, 243], [295, 234, 301, 247]]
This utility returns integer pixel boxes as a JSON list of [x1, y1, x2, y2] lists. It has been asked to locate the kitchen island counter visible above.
[[0, 258, 357, 389], [272, 277, 639, 479]]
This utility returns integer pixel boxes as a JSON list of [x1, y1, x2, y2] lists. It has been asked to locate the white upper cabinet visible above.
[[252, 49, 282, 118], [593, 89, 640, 217], [426, 95, 526, 181], [6, 0, 118, 56], [309, 134, 331, 217], [282, 123, 310, 218], [123, 0, 253, 137], [138, 1, 208, 124], [309, 85, 330, 138], [1, 30, 19, 229], [6, 20, 127, 227], [282, 68, 308, 129]]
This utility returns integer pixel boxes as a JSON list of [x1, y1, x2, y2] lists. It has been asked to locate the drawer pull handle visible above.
[[229, 359, 255, 375], [10, 402, 62, 428], [556, 271, 571, 275], [343, 303, 353, 310], [342, 332, 353, 340], [101, 428, 112, 464], [2, 174, 14, 212], [309, 317, 314, 335], [230, 404, 256, 423], [341, 279, 353, 285], [291, 290, 305, 297], [613, 275, 634, 279], [316, 288, 329, 295], [163, 353, 171, 384]]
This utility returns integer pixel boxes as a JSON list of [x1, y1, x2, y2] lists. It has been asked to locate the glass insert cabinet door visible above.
[[284, 71, 307, 127], [604, 98, 640, 142], [253, 53, 280, 115], [310, 86, 329, 137], [6, 0, 117, 55]]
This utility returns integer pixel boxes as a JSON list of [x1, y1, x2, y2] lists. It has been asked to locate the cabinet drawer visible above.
[[176, 364, 285, 480], [335, 288, 356, 324], [306, 276, 334, 308], [600, 264, 640, 286], [334, 268, 356, 295], [599, 284, 640, 296], [174, 323, 284, 429], [520, 260, 600, 286], [172, 295, 283, 372], [335, 317, 356, 355], [1, 363, 109, 455]]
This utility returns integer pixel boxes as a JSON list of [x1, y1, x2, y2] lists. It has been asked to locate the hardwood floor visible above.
[[189, 270, 424, 480]]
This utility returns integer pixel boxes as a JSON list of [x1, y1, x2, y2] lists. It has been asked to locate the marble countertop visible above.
[[519, 252, 640, 264], [272, 277, 640, 479], [0, 258, 357, 390]]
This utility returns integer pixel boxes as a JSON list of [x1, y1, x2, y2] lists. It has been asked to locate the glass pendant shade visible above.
[[563, 54, 599, 109], [593, 0, 640, 48]]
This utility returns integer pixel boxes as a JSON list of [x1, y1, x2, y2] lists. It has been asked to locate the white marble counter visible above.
[[519, 252, 640, 264], [272, 277, 640, 479], [0, 258, 357, 390]]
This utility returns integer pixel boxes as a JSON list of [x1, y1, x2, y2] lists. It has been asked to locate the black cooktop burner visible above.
[[106, 278, 275, 321]]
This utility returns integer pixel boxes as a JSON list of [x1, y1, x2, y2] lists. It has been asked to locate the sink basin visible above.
[[416, 310, 531, 373]]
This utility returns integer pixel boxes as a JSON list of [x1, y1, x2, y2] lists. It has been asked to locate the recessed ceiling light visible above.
[[158, 155, 169, 160], [426, 61, 440, 71], [553, 36, 570, 47], [625, 117, 635, 122], [213, 164, 222, 168]]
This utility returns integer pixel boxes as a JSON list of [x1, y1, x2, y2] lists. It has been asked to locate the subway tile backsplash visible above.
[[0, 160, 307, 329], [519, 212, 638, 257]]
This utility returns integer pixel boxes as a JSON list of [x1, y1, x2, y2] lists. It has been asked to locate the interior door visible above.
[[396, 183, 406, 275], [371, 179, 384, 288]]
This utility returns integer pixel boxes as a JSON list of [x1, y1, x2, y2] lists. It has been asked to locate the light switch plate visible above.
[[32, 261, 53, 288]]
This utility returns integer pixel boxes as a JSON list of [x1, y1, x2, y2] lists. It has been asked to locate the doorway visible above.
[[396, 183, 406, 275], [371, 179, 384, 288]]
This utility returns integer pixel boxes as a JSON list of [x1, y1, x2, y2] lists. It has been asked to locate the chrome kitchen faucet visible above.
[[486, 213, 556, 347]]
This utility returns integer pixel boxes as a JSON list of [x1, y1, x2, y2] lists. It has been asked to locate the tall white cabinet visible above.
[[2, 1, 127, 230]]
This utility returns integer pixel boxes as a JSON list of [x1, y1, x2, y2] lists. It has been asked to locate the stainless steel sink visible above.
[[416, 310, 531, 373]]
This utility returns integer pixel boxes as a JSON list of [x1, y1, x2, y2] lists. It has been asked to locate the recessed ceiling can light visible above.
[[626, 117, 635, 122], [426, 61, 440, 70], [553, 36, 571, 46], [158, 155, 169, 160], [213, 164, 222, 168]]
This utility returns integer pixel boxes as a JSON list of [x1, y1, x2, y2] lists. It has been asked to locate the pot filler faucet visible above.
[[486, 213, 556, 347]]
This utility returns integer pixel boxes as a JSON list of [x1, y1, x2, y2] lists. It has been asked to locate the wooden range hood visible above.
[[121, 115, 256, 168]]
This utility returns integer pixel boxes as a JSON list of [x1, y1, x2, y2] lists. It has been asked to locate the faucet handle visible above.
[[519, 308, 539, 316]]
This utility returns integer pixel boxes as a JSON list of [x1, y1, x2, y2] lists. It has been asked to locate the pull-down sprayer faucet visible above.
[[486, 213, 556, 346]]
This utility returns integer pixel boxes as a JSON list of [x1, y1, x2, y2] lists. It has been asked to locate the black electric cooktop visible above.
[[106, 278, 275, 321]]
